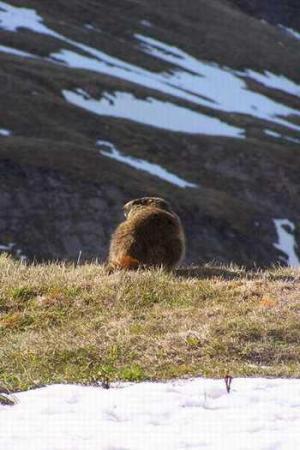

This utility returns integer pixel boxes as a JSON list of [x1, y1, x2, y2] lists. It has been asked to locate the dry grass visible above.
[[0, 254, 299, 391]]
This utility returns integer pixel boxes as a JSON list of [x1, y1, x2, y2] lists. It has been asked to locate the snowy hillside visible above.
[[0, 0, 299, 266], [1, 1, 299, 135]]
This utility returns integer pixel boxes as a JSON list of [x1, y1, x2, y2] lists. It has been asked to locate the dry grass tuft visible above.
[[0, 254, 299, 391]]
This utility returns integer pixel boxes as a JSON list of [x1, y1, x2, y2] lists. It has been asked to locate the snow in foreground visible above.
[[0, 378, 299, 450]]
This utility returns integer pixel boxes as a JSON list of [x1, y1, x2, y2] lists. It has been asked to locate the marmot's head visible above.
[[123, 197, 171, 219]]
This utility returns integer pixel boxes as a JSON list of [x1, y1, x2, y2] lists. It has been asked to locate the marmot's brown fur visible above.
[[107, 197, 185, 271]]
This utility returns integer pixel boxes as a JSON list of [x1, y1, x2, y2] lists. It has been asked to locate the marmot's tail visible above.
[[106, 255, 140, 272], [116, 255, 140, 269]]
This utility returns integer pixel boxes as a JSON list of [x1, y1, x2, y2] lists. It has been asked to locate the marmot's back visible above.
[[108, 197, 185, 270]]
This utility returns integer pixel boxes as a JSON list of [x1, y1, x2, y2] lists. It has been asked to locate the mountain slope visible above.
[[0, 0, 300, 266]]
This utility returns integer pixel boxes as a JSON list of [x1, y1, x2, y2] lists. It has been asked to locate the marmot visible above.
[[107, 197, 185, 270]]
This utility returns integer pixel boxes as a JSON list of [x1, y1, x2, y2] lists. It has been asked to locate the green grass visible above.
[[0, 254, 299, 392]]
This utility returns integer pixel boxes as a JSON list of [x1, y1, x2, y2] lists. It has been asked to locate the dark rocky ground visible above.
[[0, 0, 299, 266]]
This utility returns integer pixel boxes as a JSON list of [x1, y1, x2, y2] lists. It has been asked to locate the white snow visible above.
[[285, 135, 300, 144], [0, 127, 11, 136], [135, 34, 300, 132], [0, 242, 27, 262], [1, 0, 185, 106], [0, 1, 60, 38], [0, 44, 37, 59], [2, 1, 300, 136], [265, 129, 282, 139], [245, 69, 300, 97], [273, 219, 300, 267], [84, 24, 101, 33], [0, 378, 300, 450], [140, 20, 153, 28], [279, 25, 300, 41], [50, 45, 220, 108], [53, 35, 300, 132], [0, 243, 14, 251], [63, 89, 243, 137], [97, 140, 197, 188], [264, 129, 300, 144]]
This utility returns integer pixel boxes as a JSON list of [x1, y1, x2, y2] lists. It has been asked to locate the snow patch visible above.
[[264, 129, 300, 144], [245, 69, 300, 97], [50, 44, 232, 116], [0, 243, 14, 251], [1, 1, 300, 135], [0, 1, 60, 38], [279, 24, 300, 41], [1, 2, 242, 138], [0, 44, 37, 59], [140, 20, 153, 28], [97, 140, 197, 188], [0, 127, 11, 136], [1, 378, 300, 450], [265, 129, 282, 139], [0, 242, 27, 262], [84, 23, 101, 32], [135, 34, 300, 132], [273, 219, 300, 267], [63, 89, 243, 137]]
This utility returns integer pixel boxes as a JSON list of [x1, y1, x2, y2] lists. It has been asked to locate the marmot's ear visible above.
[[123, 202, 131, 218]]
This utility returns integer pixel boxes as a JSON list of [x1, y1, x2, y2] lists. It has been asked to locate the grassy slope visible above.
[[0, 254, 299, 392]]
